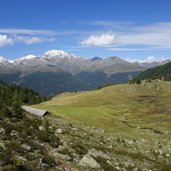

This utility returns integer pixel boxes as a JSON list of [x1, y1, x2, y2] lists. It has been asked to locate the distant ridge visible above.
[[0, 49, 169, 96], [132, 61, 171, 81]]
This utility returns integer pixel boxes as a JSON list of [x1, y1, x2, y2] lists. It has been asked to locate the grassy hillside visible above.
[[34, 80, 171, 138]]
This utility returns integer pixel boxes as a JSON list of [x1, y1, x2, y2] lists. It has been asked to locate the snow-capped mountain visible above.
[[12, 54, 38, 62], [1, 50, 143, 75], [0, 49, 170, 96], [43, 50, 78, 59], [127, 56, 171, 68], [0, 56, 9, 65], [139, 59, 171, 68]]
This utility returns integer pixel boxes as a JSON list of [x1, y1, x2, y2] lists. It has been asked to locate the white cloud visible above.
[[0, 34, 55, 47], [0, 34, 13, 47], [107, 47, 154, 51], [78, 20, 134, 29], [16, 36, 55, 45], [118, 22, 171, 49], [0, 29, 58, 36], [80, 33, 117, 47], [0, 28, 57, 47], [80, 22, 171, 50], [15, 36, 44, 44]]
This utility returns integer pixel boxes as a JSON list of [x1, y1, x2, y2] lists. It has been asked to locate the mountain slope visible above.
[[17, 71, 86, 96], [135, 61, 171, 81]]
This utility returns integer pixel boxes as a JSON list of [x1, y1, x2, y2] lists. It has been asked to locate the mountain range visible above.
[[0, 50, 170, 96]]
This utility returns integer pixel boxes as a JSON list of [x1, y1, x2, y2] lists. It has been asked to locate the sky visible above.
[[0, 0, 171, 62]]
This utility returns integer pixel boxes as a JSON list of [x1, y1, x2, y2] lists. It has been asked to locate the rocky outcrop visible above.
[[79, 154, 101, 169]]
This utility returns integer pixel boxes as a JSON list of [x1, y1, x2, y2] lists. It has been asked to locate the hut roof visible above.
[[22, 106, 48, 117]]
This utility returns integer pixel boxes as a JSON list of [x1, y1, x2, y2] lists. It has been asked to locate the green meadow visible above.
[[34, 80, 171, 138]]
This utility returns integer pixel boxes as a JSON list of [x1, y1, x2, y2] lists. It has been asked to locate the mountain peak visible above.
[[44, 50, 67, 56], [43, 49, 78, 59], [91, 57, 103, 61], [0, 56, 9, 64], [44, 49, 77, 58], [12, 54, 37, 62]]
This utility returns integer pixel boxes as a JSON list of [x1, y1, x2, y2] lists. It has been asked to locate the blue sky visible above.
[[0, 0, 171, 62]]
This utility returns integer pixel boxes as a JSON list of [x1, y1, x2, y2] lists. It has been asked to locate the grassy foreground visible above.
[[34, 80, 171, 138]]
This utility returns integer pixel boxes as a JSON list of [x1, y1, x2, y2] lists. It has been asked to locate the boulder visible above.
[[18, 156, 27, 162], [0, 142, 5, 150], [56, 128, 63, 134], [52, 151, 71, 161], [79, 154, 101, 169], [21, 144, 31, 151], [88, 148, 110, 160], [39, 126, 46, 131], [10, 130, 18, 136], [0, 128, 5, 134]]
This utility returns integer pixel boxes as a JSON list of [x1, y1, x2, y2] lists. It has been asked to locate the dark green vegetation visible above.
[[132, 61, 171, 81], [0, 81, 46, 106], [0, 82, 60, 170], [0, 71, 141, 96]]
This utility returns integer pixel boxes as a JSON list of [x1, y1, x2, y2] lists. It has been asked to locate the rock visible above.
[[165, 154, 170, 157], [133, 168, 139, 171], [39, 126, 45, 131], [52, 151, 71, 161], [56, 128, 63, 134], [88, 148, 110, 160], [18, 156, 27, 162], [72, 127, 79, 131], [79, 154, 101, 169], [107, 145, 113, 149], [12, 156, 27, 167], [21, 144, 31, 151], [115, 166, 121, 170], [0, 128, 5, 134], [155, 149, 163, 155], [107, 160, 113, 166], [0, 142, 5, 150], [10, 130, 18, 136], [48, 126, 53, 130]]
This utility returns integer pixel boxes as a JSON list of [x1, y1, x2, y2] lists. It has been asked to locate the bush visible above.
[[12, 101, 23, 119], [42, 155, 57, 167]]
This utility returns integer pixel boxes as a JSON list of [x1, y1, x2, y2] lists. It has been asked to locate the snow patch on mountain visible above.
[[0, 56, 9, 64], [43, 49, 79, 59], [11, 54, 37, 62]]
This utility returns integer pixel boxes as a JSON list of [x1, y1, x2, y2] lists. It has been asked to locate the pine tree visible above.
[[12, 94, 23, 119]]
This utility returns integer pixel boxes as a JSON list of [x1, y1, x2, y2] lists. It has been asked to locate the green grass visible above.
[[34, 81, 171, 138]]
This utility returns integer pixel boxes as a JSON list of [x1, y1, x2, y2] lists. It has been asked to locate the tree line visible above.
[[0, 81, 47, 118]]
